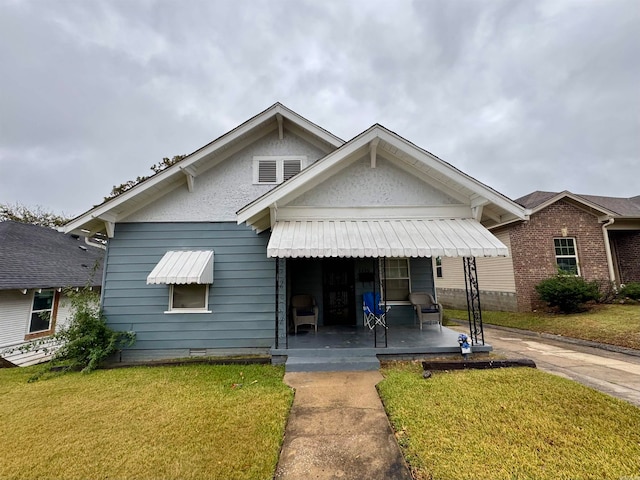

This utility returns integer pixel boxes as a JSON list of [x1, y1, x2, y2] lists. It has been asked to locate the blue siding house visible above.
[[64, 103, 527, 363]]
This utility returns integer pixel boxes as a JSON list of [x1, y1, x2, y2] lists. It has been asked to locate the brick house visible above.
[[436, 191, 640, 312]]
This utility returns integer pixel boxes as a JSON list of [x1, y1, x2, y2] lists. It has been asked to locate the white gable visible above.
[[289, 155, 461, 208], [123, 130, 326, 223]]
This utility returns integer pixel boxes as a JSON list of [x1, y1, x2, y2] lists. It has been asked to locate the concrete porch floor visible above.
[[272, 324, 492, 359]]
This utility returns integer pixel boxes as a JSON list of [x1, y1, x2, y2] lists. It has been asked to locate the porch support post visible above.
[[463, 256, 484, 346], [276, 257, 287, 349]]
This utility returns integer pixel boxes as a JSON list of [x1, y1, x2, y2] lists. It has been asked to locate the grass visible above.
[[0, 364, 293, 480], [378, 362, 640, 480], [445, 304, 640, 349]]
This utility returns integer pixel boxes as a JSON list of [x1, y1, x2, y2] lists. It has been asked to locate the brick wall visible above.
[[612, 231, 640, 283], [509, 200, 610, 311]]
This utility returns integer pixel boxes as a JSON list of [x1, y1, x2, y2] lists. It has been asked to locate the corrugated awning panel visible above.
[[146, 250, 214, 284], [267, 219, 508, 258]]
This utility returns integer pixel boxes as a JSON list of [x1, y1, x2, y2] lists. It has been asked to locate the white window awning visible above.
[[267, 219, 508, 258], [147, 251, 214, 284]]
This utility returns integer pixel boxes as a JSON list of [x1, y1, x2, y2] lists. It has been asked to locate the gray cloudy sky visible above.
[[1, 0, 638, 217]]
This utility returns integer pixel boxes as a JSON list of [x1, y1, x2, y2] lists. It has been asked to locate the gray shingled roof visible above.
[[515, 191, 640, 217], [0, 221, 104, 290]]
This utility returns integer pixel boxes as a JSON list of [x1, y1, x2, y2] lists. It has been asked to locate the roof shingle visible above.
[[0, 221, 104, 290]]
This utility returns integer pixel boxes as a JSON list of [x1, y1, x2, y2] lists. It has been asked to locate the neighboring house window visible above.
[[554, 238, 579, 275], [26, 289, 56, 338], [435, 256, 443, 278], [253, 156, 307, 184], [382, 258, 411, 301], [169, 284, 209, 312]]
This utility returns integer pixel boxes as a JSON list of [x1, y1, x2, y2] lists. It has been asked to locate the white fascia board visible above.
[[274, 103, 345, 148], [376, 129, 526, 220], [238, 124, 526, 226], [532, 191, 615, 217], [65, 103, 344, 235], [237, 127, 379, 224]]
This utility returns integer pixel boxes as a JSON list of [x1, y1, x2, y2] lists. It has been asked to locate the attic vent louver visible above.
[[283, 159, 301, 181], [258, 160, 278, 183]]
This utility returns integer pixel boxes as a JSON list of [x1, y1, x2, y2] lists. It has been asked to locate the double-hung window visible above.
[[27, 289, 56, 337], [253, 156, 307, 184], [435, 256, 443, 278], [382, 258, 411, 302], [554, 238, 579, 275]]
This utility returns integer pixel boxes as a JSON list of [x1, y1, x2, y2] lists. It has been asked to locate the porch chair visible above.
[[408, 292, 442, 331], [290, 294, 318, 334], [362, 291, 390, 330]]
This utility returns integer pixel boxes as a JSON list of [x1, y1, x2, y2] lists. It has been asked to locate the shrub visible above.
[[535, 275, 600, 313], [619, 282, 640, 301], [591, 279, 617, 304]]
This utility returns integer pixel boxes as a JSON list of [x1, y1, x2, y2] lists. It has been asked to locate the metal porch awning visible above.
[[146, 250, 214, 284], [267, 219, 508, 258]]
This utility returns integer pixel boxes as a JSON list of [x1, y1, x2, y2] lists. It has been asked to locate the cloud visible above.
[[0, 0, 638, 216]]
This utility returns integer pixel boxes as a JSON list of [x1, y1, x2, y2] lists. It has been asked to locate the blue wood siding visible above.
[[102, 222, 274, 360]]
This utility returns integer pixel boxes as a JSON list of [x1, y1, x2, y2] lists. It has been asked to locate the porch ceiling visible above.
[[267, 218, 508, 258]]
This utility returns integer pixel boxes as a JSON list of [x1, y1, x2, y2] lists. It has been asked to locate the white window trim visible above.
[[27, 289, 55, 334], [253, 156, 307, 185], [164, 284, 212, 314], [435, 256, 443, 278], [554, 237, 580, 276], [380, 258, 412, 305]]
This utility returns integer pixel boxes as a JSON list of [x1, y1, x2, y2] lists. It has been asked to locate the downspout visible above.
[[602, 218, 616, 284]]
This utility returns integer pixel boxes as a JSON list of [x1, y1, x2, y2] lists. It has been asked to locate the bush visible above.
[[619, 282, 640, 301], [591, 279, 617, 304], [535, 275, 600, 313]]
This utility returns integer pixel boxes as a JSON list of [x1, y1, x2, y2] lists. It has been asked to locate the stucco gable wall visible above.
[[123, 130, 326, 223], [289, 156, 461, 207], [509, 200, 609, 311]]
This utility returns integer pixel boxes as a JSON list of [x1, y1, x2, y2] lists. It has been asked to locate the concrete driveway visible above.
[[455, 324, 640, 408]]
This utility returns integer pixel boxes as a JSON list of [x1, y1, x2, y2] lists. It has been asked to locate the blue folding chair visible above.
[[362, 291, 390, 330]]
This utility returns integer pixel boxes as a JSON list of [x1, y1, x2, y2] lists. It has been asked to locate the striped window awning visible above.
[[146, 251, 214, 284], [267, 219, 508, 258]]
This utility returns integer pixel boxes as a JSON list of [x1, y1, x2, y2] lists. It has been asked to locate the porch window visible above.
[[253, 156, 307, 184], [27, 290, 56, 336], [382, 258, 411, 302], [435, 256, 443, 278], [554, 238, 579, 275]]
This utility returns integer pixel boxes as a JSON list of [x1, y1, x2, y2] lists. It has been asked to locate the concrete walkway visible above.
[[274, 371, 412, 480], [456, 324, 640, 407]]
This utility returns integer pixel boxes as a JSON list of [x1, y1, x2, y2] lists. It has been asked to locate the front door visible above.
[[323, 259, 355, 325]]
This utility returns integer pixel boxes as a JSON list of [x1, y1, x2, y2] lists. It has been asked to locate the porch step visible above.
[[285, 353, 380, 372]]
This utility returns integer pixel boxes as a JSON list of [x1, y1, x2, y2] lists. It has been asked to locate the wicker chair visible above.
[[290, 294, 318, 334], [408, 292, 442, 330]]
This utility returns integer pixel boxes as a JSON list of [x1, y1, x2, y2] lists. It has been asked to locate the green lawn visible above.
[[0, 364, 293, 480], [378, 362, 640, 480], [445, 304, 640, 349]]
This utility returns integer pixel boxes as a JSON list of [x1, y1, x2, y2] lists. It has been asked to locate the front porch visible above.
[[272, 324, 492, 371]]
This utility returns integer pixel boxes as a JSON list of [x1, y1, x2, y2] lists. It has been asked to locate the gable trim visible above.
[[237, 125, 526, 227]]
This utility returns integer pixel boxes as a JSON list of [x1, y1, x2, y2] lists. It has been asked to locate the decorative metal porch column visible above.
[[463, 257, 484, 346], [372, 257, 388, 348], [275, 257, 287, 349]]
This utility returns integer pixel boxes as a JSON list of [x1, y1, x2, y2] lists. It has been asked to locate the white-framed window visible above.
[[381, 258, 412, 302], [28, 289, 55, 334], [167, 284, 210, 313], [554, 238, 579, 275], [253, 156, 307, 184], [435, 256, 443, 278]]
